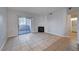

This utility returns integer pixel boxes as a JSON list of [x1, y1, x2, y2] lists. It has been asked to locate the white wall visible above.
[[77, 16, 79, 44], [47, 8, 69, 36], [33, 8, 69, 36], [33, 16, 48, 32], [65, 14, 72, 35], [0, 7, 8, 50], [8, 9, 35, 37]]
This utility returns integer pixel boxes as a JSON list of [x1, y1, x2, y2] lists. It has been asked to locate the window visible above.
[[18, 17, 31, 35]]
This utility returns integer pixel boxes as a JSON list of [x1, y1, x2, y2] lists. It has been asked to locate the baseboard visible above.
[[8, 35, 18, 38], [46, 32, 67, 37], [0, 35, 18, 51], [0, 39, 7, 51]]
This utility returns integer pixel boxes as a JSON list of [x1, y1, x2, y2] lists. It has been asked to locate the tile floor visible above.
[[2, 33, 70, 51]]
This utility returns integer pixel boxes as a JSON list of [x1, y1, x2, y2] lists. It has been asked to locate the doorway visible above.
[[71, 17, 77, 33], [68, 17, 77, 50], [18, 17, 31, 35]]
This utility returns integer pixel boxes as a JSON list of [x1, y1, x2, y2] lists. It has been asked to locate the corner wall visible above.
[[0, 7, 8, 50], [7, 9, 35, 37], [47, 8, 68, 36], [34, 8, 69, 36]]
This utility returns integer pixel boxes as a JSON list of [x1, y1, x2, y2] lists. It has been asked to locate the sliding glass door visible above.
[[18, 17, 31, 35]]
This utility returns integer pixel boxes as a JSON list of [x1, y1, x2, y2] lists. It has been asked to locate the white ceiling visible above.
[[8, 7, 62, 16]]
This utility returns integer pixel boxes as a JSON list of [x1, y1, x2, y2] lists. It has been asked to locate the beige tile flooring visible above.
[[2, 33, 70, 51]]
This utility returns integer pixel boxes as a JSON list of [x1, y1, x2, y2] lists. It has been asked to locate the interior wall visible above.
[[77, 16, 79, 44], [0, 7, 8, 50], [33, 16, 48, 32], [8, 9, 35, 37], [47, 8, 69, 36], [33, 8, 70, 36], [8, 8, 70, 37], [65, 14, 72, 35]]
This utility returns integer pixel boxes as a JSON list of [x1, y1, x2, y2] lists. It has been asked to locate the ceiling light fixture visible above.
[[71, 17, 77, 21]]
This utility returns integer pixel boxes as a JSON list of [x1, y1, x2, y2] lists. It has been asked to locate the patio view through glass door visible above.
[[18, 17, 31, 35]]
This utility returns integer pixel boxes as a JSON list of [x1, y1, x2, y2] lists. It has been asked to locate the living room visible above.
[[0, 7, 79, 51]]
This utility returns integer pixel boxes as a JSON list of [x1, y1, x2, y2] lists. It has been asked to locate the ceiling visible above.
[[8, 7, 62, 16], [69, 7, 79, 17]]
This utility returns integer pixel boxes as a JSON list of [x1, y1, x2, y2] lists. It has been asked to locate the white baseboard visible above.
[[0, 38, 7, 51], [8, 35, 18, 38]]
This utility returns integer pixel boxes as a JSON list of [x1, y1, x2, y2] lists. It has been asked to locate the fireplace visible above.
[[38, 26, 44, 32]]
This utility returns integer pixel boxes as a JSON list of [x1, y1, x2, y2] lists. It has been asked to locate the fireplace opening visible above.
[[38, 26, 44, 32]]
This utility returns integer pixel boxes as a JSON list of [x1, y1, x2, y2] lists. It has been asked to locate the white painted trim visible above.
[[0, 38, 7, 51], [8, 35, 18, 38]]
